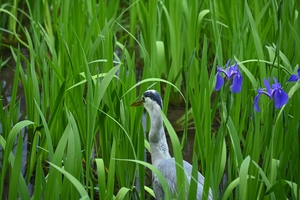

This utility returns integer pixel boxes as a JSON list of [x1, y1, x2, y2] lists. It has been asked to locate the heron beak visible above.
[[131, 98, 144, 107]]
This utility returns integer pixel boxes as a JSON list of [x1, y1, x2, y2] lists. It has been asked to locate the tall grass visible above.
[[0, 0, 299, 199]]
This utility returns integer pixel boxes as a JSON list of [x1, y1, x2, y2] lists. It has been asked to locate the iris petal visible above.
[[288, 68, 300, 82], [274, 89, 289, 109], [254, 88, 274, 112], [215, 72, 224, 91], [254, 93, 262, 112], [255, 77, 289, 112], [272, 77, 282, 89], [264, 78, 272, 94], [230, 63, 239, 77], [230, 73, 243, 93], [217, 67, 230, 79], [288, 74, 299, 82]]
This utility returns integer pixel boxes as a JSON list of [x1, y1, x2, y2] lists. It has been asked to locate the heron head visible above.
[[131, 89, 163, 110]]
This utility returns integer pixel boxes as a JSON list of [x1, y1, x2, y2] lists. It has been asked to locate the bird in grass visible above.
[[131, 89, 213, 200]]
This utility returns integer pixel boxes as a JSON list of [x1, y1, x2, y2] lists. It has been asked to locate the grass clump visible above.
[[0, 0, 299, 199]]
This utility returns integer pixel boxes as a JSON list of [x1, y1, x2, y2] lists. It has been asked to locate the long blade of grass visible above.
[[245, 0, 266, 80], [115, 187, 131, 200], [121, 78, 185, 102], [34, 99, 54, 159], [8, 134, 23, 200], [47, 162, 90, 200], [239, 156, 251, 200], [161, 111, 187, 199], [44, 122, 73, 199], [62, 110, 82, 200], [116, 158, 172, 199], [95, 158, 107, 198], [0, 120, 34, 193], [33, 157, 45, 200], [105, 139, 116, 200]]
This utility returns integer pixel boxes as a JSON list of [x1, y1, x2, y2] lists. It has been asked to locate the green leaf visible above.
[[235, 57, 258, 89], [47, 162, 90, 199], [266, 179, 299, 199], [239, 156, 251, 200], [8, 135, 22, 200], [121, 78, 186, 102], [1, 120, 35, 194], [34, 99, 54, 159], [95, 158, 107, 198], [222, 177, 240, 200], [115, 158, 172, 199], [33, 157, 45, 200], [115, 187, 131, 200]]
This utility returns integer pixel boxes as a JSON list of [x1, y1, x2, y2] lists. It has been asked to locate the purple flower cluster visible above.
[[215, 61, 243, 93], [254, 78, 288, 112], [215, 60, 299, 112]]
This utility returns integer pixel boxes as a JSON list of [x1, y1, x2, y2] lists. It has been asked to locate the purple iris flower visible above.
[[215, 61, 243, 93], [287, 68, 300, 82], [254, 77, 289, 112]]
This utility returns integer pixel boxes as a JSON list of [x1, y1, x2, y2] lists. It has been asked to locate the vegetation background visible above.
[[0, 0, 299, 199]]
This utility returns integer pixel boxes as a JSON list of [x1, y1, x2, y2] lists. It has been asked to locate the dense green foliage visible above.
[[0, 0, 299, 199]]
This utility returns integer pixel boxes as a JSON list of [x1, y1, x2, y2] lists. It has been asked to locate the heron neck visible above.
[[147, 107, 171, 166]]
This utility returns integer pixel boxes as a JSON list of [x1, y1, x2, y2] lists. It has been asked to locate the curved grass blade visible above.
[[115, 187, 131, 200], [120, 78, 186, 102], [116, 158, 172, 199], [67, 65, 123, 91], [47, 161, 90, 200], [222, 177, 240, 200], [234, 57, 258, 89], [239, 156, 251, 200], [0, 120, 34, 199], [266, 179, 299, 199], [1, 120, 34, 188], [8, 135, 22, 200]]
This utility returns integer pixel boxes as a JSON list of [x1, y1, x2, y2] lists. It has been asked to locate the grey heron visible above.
[[131, 89, 213, 200]]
